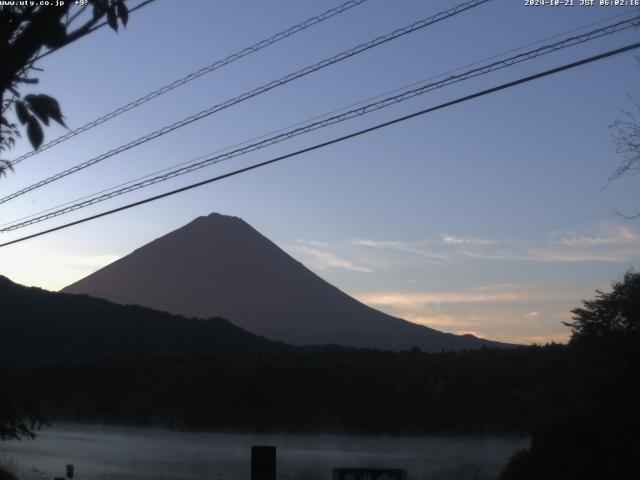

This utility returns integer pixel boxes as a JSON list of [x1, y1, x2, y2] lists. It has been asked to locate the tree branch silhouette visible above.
[[0, 0, 132, 171]]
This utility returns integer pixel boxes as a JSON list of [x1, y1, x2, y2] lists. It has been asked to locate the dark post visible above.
[[65, 465, 74, 479], [251, 446, 276, 480]]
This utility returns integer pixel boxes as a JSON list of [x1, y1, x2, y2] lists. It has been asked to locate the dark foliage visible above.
[[2, 271, 638, 480], [0, 0, 130, 156], [566, 270, 640, 339], [0, 273, 282, 440], [4, 345, 570, 436], [1, 2, 133, 434], [499, 271, 640, 479], [0, 374, 47, 440], [0, 159, 12, 178], [0, 275, 287, 364], [608, 94, 640, 217], [0, 274, 570, 435]]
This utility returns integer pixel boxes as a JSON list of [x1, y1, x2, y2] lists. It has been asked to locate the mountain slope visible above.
[[0, 275, 285, 364], [64, 213, 508, 351]]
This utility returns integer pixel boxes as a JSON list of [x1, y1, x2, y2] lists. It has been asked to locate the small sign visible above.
[[333, 468, 407, 480]]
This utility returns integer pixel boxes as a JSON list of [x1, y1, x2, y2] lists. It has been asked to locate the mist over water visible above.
[[1, 424, 528, 480]]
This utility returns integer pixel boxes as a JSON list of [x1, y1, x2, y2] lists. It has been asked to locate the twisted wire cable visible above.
[[3, 14, 637, 232], [0, 0, 491, 205], [1, 41, 639, 248], [9, 0, 369, 166]]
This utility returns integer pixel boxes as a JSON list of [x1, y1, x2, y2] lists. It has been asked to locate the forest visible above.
[[3, 344, 568, 435], [1, 272, 638, 478]]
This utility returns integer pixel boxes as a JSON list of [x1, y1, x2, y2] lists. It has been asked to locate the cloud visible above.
[[354, 285, 528, 309], [549, 223, 640, 246], [296, 239, 329, 248], [288, 244, 373, 273], [351, 282, 582, 345], [282, 225, 634, 346], [440, 234, 497, 245], [353, 235, 497, 248], [460, 246, 640, 263], [457, 249, 532, 261], [350, 238, 450, 262], [55, 254, 122, 269], [526, 247, 640, 263], [472, 283, 528, 292], [403, 312, 476, 328], [455, 223, 640, 263], [351, 239, 405, 249], [399, 311, 570, 344]]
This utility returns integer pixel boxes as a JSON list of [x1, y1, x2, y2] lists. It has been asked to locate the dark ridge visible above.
[[0, 276, 287, 365]]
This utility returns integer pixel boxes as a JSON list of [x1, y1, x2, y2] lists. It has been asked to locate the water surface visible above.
[[1, 424, 528, 480]]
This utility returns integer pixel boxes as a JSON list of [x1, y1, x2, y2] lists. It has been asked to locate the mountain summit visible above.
[[64, 213, 506, 351]]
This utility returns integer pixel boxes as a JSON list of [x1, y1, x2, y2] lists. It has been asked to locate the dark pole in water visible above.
[[251, 446, 276, 480]]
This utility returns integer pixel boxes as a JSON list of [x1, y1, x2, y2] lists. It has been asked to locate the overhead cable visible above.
[[0, 0, 491, 204], [10, 0, 369, 166], [1, 40, 638, 248], [3, 15, 637, 232]]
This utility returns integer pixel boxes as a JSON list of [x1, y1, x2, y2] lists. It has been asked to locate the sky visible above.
[[0, 0, 639, 344]]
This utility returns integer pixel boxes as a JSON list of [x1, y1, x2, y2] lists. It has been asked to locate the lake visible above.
[[0, 424, 528, 480]]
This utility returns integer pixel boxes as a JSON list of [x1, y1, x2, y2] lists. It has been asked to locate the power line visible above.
[[2, 1, 158, 130], [3, 15, 637, 232], [0, 0, 491, 205], [2, 10, 637, 231], [1, 41, 637, 249], [10, 0, 369, 166]]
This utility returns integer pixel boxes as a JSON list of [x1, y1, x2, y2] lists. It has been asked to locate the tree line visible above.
[[1, 272, 638, 478]]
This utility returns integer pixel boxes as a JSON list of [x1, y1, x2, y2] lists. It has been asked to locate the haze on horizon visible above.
[[0, 0, 638, 345]]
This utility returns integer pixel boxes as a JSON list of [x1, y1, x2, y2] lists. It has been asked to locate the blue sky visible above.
[[0, 0, 638, 343]]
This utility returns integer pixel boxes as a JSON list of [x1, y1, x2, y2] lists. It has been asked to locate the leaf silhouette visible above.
[[0, 160, 14, 178], [92, 0, 107, 18], [25, 94, 66, 128], [117, 0, 129, 26], [15, 101, 31, 125], [25, 95, 50, 126], [107, 7, 118, 32], [26, 118, 44, 149], [43, 20, 67, 48]]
